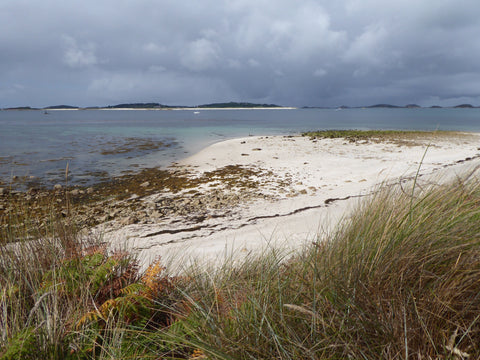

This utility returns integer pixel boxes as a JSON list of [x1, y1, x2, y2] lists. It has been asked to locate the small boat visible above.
[[44, 111, 49, 115], [193, 111, 200, 114]]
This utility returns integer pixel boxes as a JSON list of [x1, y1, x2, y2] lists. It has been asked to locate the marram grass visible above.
[[173, 173, 480, 359], [2, 172, 480, 359]]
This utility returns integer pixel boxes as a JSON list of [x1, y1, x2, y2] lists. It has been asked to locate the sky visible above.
[[1, 0, 480, 108]]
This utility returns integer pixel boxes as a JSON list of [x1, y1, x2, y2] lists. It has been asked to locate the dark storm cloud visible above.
[[1, 0, 480, 107]]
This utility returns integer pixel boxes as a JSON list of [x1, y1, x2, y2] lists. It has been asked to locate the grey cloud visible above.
[[62, 36, 99, 68], [1, 0, 480, 107], [181, 39, 221, 72]]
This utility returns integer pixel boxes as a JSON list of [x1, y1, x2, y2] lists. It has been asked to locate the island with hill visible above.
[[196, 101, 282, 108]]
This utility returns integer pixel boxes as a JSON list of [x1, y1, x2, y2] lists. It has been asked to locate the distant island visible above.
[[3, 106, 41, 110], [197, 102, 281, 108], [454, 104, 475, 108], [106, 103, 169, 109], [101, 102, 284, 109], [367, 104, 402, 108], [303, 103, 479, 109], [44, 105, 80, 110], [2, 102, 480, 111]]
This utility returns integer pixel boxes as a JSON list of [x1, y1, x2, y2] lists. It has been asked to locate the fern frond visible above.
[[98, 298, 118, 318], [121, 283, 149, 296], [76, 310, 101, 328], [142, 257, 166, 290]]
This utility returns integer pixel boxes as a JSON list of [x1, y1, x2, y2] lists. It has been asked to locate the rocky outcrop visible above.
[[0, 164, 281, 237]]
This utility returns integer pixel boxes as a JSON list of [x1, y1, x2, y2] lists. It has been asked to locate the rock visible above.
[[53, 184, 63, 191], [70, 189, 80, 196], [108, 208, 119, 218], [192, 199, 202, 206], [119, 216, 137, 226], [177, 209, 188, 216], [98, 215, 108, 223], [27, 188, 38, 195], [149, 211, 162, 220], [137, 214, 148, 224], [140, 181, 150, 188], [146, 201, 156, 209], [86, 187, 94, 194], [0, 188, 7, 196]]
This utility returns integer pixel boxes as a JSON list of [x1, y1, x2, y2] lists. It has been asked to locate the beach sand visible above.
[[101, 133, 480, 272]]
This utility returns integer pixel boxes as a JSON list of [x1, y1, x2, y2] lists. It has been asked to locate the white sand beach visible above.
[[101, 133, 480, 272]]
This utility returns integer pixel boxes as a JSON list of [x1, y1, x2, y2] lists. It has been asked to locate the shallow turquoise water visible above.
[[1, 108, 479, 188]]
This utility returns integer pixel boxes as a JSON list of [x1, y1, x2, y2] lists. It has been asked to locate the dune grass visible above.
[[2, 170, 480, 359], [166, 172, 480, 359]]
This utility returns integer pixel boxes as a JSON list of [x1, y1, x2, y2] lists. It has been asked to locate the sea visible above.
[[1, 108, 480, 189]]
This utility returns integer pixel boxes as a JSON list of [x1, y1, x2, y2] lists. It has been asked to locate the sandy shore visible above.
[[101, 132, 480, 272]]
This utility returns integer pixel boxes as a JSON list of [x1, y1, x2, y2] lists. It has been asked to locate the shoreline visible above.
[[96, 131, 480, 272]]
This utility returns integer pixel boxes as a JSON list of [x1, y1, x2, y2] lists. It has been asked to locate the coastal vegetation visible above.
[[303, 129, 429, 139], [302, 129, 476, 147], [2, 161, 480, 358]]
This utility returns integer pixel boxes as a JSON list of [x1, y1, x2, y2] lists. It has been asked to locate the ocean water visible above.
[[1, 108, 480, 189]]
